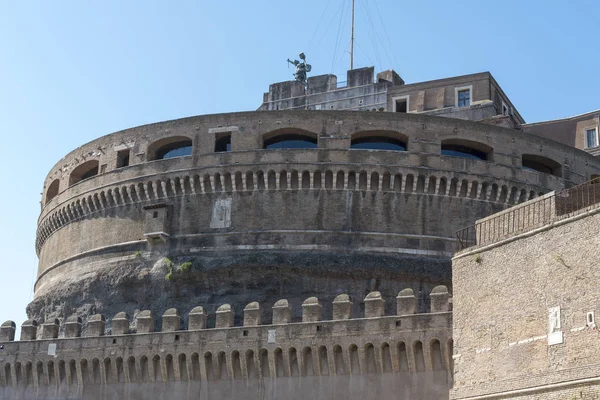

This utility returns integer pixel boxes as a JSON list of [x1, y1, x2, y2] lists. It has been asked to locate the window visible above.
[[586, 128, 598, 148], [392, 96, 409, 113], [263, 134, 317, 149], [147, 136, 193, 161], [522, 154, 561, 177], [116, 149, 130, 168], [502, 102, 509, 116], [441, 139, 492, 161], [69, 160, 100, 186], [351, 136, 406, 151], [215, 134, 231, 152], [457, 89, 470, 107], [45, 180, 60, 204]]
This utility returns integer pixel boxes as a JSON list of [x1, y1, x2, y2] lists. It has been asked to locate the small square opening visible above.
[[395, 99, 407, 113], [175, 334, 180, 341], [153, 211, 158, 219], [396, 320, 402, 327], [116, 149, 130, 168], [215, 134, 231, 152], [112, 339, 117, 344], [243, 330, 249, 337], [316, 325, 322, 332]]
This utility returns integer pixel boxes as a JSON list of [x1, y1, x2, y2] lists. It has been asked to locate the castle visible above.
[[2, 67, 599, 399]]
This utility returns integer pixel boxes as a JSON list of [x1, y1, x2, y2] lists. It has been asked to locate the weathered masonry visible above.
[[32, 110, 600, 329], [1, 290, 452, 400]]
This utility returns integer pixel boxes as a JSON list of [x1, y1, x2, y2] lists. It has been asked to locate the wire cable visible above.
[[306, 0, 335, 51]]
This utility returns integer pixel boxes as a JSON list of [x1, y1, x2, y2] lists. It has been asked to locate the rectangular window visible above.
[[586, 128, 598, 148], [502, 103, 509, 116], [116, 149, 130, 168], [458, 89, 471, 107], [395, 99, 407, 113]]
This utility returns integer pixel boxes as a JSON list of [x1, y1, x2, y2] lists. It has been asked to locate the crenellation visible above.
[[332, 294, 353, 320], [111, 312, 130, 335], [215, 304, 234, 328], [41, 319, 59, 339], [301, 297, 322, 322], [272, 299, 292, 324], [243, 302, 262, 327], [20, 319, 38, 341], [0, 321, 15, 342], [135, 311, 153, 333], [397, 288, 418, 315], [64, 316, 82, 338], [364, 291, 385, 318], [430, 285, 451, 313], [86, 314, 105, 337], [188, 306, 207, 330], [161, 308, 181, 332]]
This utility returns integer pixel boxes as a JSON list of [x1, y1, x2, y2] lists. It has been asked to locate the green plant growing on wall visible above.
[[473, 254, 483, 264], [164, 266, 173, 282], [179, 262, 192, 273], [164, 257, 173, 268], [133, 251, 142, 258]]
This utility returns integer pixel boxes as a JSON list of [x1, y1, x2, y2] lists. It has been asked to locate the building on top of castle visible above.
[[259, 67, 524, 128]]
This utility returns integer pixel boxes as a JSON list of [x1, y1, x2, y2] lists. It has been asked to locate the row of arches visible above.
[[36, 167, 546, 253], [0, 339, 452, 388], [45, 131, 563, 205]]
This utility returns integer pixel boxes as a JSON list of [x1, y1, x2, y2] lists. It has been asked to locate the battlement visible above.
[[0, 289, 452, 392]]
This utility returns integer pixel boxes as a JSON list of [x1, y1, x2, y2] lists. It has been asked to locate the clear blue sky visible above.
[[0, 0, 598, 326]]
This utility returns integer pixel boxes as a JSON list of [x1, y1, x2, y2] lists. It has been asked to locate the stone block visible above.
[[216, 304, 234, 328], [302, 297, 322, 322], [332, 294, 353, 320], [162, 308, 181, 332], [0, 321, 15, 342], [430, 285, 450, 313], [136, 310, 154, 333], [397, 288, 417, 315], [41, 319, 60, 339], [64, 316, 82, 338], [20, 319, 38, 341], [364, 291, 385, 318], [87, 314, 105, 336], [188, 306, 207, 330], [112, 312, 130, 335], [272, 299, 292, 324], [243, 302, 262, 326]]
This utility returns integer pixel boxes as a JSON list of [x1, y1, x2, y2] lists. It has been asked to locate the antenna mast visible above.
[[350, 0, 355, 70]]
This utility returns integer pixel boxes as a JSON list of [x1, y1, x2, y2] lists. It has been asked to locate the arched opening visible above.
[[333, 345, 345, 374], [441, 139, 492, 161], [263, 129, 318, 149], [522, 154, 562, 177], [46, 179, 60, 204], [430, 340, 443, 370], [289, 348, 299, 377], [147, 136, 193, 161], [69, 160, 99, 187], [349, 344, 360, 374], [215, 134, 231, 152], [364, 343, 377, 373], [413, 341, 425, 372], [351, 134, 407, 151]]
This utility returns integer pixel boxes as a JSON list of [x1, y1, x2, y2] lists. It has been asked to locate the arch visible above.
[[263, 129, 318, 149], [430, 339, 443, 370], [314, 170, 322, 189], [47, 360, 56, 386], [178, 354, 187, 381], [413, 341, 425, 372], [364, 343, 377, 373], [347, 171, 356, 190], [104, 358, 114, 384], [350, 131, 408, 151], [301, 171, 310, 189], [274, 348, 284, 377], [69, 160, 99, 187], [165, 354, 174, 382], [215, 134, 231, 152], [333, 345, 345, 374], [441, 139, 492, 161], [256, 171, 265, 190], [289, 347, 300, 377], [291, 170, 300, 189], [522, 154, 562, 176], [140, 355, 149, 382], [92, 358, 101, 384], [382, 172, 391, 191], [68, 360, 77, 385], [370, 172, 380, 191], [416, 176, 426, 193], [14, 362, 22, 387], [80, 359, 89, 385], [204, 352, 214, 380], [405, 174, 414, 194], [231, 351, 242, 380], [127, 356, 136, 383], [336, 171, 345, 189], [279, 171, 288, 189], [348, 344, 360, 374], [381, 343, 393, 373], [4, 363, 11, 387], [217, 351, 227, 380], [147, 136, 192, 161], [318, 346, 329, 376], [358, 171, 368, 190], [267, 170, 277, 189], [245, 350, 258, 379], [46, 179, 60, 204], [325, 170, 334, 189], [393, 174, 402, 192], [397, 342, 409, 372], [245, 171, 254, 191], [152, 355, 162, 382], [438, 177, 448, 196], [302, 347, 314, 376], [259, 349, 270, 378], [115, 357, 124, 383], [190, 353, 200, 381]]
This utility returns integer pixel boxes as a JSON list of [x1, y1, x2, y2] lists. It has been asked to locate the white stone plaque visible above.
[[210, 198, 232, 228], [548, 331, 563, 345], [268, 329, 276, 344], [48, 343, 57, 356], [548, 306, 563, 345]]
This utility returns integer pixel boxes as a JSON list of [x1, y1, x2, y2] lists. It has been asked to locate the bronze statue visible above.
[[287, 52, 312, 84]]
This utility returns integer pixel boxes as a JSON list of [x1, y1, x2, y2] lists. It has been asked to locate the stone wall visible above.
[[1, 290, 452, 400], [451, 205, 600, 399]]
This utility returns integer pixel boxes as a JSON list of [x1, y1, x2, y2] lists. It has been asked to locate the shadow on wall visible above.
[[0, 372, 451, 400]]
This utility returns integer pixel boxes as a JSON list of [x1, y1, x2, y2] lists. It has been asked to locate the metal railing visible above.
[[456, 177, 600, 251]]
